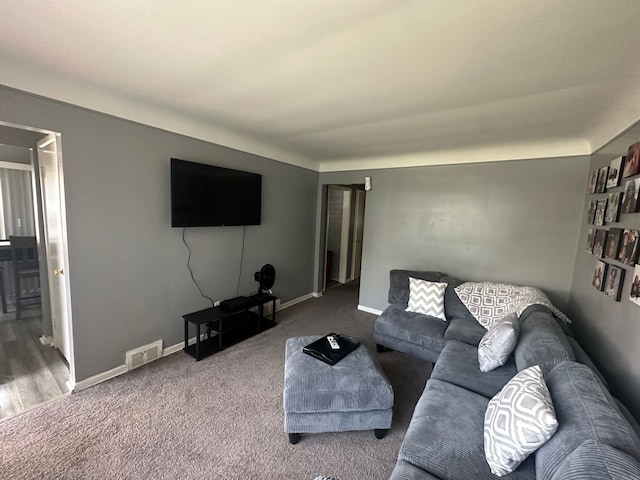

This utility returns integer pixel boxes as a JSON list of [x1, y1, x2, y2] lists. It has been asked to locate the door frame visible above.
[[37, 133, 75, 388], [0, 120, 75, 389], [350, 189, 366, 281]]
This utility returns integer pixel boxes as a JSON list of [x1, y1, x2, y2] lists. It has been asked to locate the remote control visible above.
[[327, 335, 340, 350]]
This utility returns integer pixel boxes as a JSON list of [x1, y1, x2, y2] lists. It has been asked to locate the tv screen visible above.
[[171, 158, 262, 227]]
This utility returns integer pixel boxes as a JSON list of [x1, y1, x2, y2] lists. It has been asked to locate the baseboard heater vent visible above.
[[126, 340, 163, 370]]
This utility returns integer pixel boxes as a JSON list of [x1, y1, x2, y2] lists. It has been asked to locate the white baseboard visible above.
[[312, 291, 323, 298], [280, 293, 313, 309], [73, 364, 128, 391], [73, 292, 317, 392], [358, 305, 382, 315], [163, 342, 185, 357]]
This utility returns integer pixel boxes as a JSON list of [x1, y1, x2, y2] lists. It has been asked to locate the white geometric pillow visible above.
[[405, 277, 447, 321], [454, 282, 523, 328], [478, 312, 520, 372], [484, 365, 558, 476]]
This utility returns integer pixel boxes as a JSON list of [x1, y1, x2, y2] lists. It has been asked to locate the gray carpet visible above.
[[0, 282, 431, 479]]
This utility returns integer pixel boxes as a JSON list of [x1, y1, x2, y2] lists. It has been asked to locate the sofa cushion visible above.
[[484, 365, 558, 477], [454, 282, 523, 328], [399, 379, 535, 480], [406, 277, 447, 321], [478, 312, 520, 372], [431, 340, 517, 398], [514, 306, 574, 376], [375, 303, 447, 353], [441, 275, 488, 346], [441, 276, 472, 319], [536, 362, 640, 480], [388, 269, 444, 304], [443, 316, 487, 346]]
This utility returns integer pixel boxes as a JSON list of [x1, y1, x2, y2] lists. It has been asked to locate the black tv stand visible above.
[[183, 294, 277, 361], [220, 295, 252, 312]]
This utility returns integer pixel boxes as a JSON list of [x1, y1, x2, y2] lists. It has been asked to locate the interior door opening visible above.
[[0, 121, 74, 421], [323, 184, 366, 293]]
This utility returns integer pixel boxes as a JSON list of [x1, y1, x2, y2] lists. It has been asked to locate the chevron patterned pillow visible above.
[[405, 277, 447, 321], [484, 365, 558, 476]]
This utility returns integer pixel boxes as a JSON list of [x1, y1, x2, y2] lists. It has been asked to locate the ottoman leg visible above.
[[288, 433, 301, 444], [374, 429, 388, 439]]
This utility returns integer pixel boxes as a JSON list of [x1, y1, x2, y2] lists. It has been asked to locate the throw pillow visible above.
[[454, 282, 523, 328], [478, 312, 520, 372], [484, 365, 558, 477], [405, 277, 447, 321]]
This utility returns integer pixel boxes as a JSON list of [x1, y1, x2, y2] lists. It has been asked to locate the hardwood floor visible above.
[[0, 306, 69, 421]]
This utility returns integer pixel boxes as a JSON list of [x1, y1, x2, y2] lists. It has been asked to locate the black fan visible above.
[[254, 264, 276, 298]]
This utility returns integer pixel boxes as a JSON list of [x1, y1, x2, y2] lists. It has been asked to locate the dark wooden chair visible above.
[[9, 236, 41, 319]]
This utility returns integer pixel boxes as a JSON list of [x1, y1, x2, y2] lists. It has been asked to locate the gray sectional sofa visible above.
[[373, 270, 640, 480]]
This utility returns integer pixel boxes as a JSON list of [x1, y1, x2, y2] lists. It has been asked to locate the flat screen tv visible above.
[[171, 158, 262, 227]]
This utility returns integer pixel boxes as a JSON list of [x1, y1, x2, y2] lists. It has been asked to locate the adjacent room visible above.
[[1, 1, 640, 479]]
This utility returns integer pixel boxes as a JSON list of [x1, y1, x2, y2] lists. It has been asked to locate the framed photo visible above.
[[607, 156, 624, 188], [630, 265, 640, 305], [604, 265, 624, 301], [605, 192, 622, 224], [592, 260, 607, 291], [594, 198, 607, 226], [585, 228, 596, 254], [592, 229, 607, 258], [596, 166, 609, 193], [587, 200, 597, 224], [617, 229, 639, 265], [623, 142, 640, 178], [604, 228, 623, 260], [621, 178, 640, 213], [587, 169, 598, 194]]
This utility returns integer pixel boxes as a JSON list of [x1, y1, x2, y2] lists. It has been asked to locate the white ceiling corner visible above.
[[1, 0, 640, 172]]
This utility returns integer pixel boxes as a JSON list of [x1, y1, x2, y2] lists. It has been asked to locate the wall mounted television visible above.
[[171, 158, 262, 227]]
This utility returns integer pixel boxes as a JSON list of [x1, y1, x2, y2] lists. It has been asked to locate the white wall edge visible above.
[[72, 292, 317, 392], [358, 304, 382, 315]]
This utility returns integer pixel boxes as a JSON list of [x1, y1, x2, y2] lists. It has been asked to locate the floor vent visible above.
[[126, 340, 163, 371]]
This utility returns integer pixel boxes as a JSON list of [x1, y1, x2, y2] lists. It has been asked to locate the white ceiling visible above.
[[1, 1, 640, 172]]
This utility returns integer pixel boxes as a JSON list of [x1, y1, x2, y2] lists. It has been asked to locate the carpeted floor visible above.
[[0, 282, 432, 480]]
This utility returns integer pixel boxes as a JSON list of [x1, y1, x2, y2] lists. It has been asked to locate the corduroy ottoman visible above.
[[283, 335, 394, 444]]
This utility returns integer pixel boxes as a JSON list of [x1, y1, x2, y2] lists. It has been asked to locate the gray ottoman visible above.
[[283, 335, 394, 444]]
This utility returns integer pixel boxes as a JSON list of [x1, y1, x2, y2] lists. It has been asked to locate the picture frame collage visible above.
[[587, 141, 640, 302]]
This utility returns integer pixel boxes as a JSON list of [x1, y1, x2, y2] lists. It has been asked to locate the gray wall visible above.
[[568, 123, 640, 420], [320, 156, 589, 312], [0, 86, 318, 382]]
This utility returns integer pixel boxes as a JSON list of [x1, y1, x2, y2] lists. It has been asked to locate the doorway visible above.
[[0, 122, 73, 421], [323, 184, 366, 292]]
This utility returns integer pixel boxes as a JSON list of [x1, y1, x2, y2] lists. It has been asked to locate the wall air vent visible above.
[[125, 340, 163, 370]]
